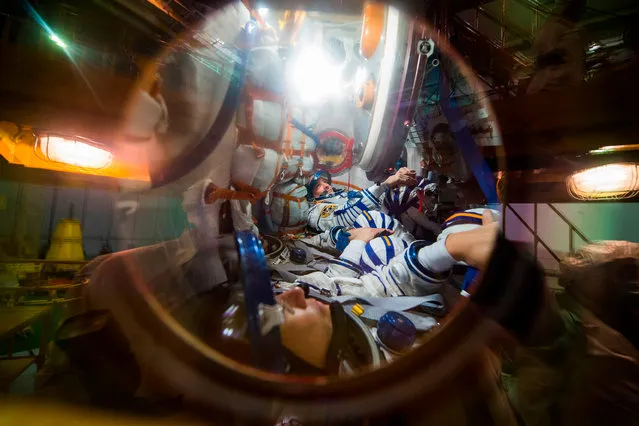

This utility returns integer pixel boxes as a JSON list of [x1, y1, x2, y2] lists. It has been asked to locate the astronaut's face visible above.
[[313, 178, 334, 198], [431, 131, 456, 164], [277, 287, 333, 369]]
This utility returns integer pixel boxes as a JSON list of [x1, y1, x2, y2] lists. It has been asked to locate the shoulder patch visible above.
[[320, 204, 338, 218]]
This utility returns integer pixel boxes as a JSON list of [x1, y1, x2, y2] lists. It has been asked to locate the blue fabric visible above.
[[462, 267, 479, 291], [335, 229, 351, 252], [362, 188, 381, 207], [365, 243, 383, 270], [439, 79, 498, 205], [347, 190, 363, 200], [443, 215, 483, 229], [404, 241, 450, 284], [330, 258, 362, 275], [382, 236, 395, 263]]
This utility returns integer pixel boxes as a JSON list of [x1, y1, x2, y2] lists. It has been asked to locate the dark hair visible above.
[[430, 123, 451, 140]]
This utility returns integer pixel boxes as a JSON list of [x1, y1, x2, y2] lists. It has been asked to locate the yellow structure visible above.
[[46, 219, 85, 271]]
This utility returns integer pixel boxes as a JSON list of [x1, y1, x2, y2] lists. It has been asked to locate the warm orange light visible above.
[[360, 2, 385, 59], [0, 122, 149, 181], [567, 163, 639, 200], [38, 135, 113, 169]]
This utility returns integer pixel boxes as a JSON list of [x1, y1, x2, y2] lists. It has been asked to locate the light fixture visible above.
[[38, 135, 113, 169], [589, 144, 639, 155], [257, 7, 268, 17], [287, 45, 345, 104], [49, 33, 67, 49], [567, 163, 639, 200]]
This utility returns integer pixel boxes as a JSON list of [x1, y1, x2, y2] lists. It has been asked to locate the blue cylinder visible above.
[[377, 311, 417, 353]]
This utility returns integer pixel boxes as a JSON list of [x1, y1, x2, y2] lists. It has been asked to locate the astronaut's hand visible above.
[[348, 228, 393, 243], [445, 210, 499, 269], [384, 167, 417, 188]]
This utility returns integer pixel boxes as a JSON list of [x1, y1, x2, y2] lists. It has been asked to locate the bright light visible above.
[[588, 43, 601, 53], [288, 45, 344, 104], [257, 7, 268, 17], [589, 144, 639, 155], [567, 163, 639, 200], [39, 136, 113, 169], [49, 34, 67, 48], [354, 66, 367, 93]]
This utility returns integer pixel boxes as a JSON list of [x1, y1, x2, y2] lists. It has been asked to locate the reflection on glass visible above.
[[8, 0, 639, 424], [38, 135, 113, 169]]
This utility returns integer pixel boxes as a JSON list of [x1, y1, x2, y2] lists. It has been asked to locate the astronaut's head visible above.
[[277, 287, 334, 370], [307, 170, 334, 199], [429, 123, 456, 168]]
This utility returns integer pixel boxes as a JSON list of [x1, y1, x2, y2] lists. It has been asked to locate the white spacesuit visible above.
[[307, 183, 389, 232], [352, 210, 414, 244], [382, 178, 442, 239], [290, 237, 454, 298], [290, 207, 500, 299]]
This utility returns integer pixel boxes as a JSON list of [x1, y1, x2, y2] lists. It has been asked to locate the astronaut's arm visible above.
[[303, 226, 350, 252], [325, 240, 366, 279], [416, 238, 457, 274], [361, 184, 387, 209], [331, 184, 387, 228]]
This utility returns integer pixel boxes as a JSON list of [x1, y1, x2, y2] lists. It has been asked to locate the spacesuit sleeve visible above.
[[331, 184, 387, 228], [416, 238, 457, 273], [324, 240, 366, 279], [303, 226, 350, 252]]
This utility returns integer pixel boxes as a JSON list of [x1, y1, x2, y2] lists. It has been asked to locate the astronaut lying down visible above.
[[270, 212, 500, 372]]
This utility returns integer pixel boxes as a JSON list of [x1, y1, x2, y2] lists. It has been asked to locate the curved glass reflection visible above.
[[1, 0, 638, 425]]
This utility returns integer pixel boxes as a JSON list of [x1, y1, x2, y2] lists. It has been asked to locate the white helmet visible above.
[[360, 235, 409, 273]]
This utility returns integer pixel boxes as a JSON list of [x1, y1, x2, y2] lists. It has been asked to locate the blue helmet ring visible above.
[[235, 231, 286, 372], [306, 170, 332, 200]]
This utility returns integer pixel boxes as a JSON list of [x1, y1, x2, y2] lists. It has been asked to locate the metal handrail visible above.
[[504, 204, 561, 263], [547, 203, 591, 253], [505, 203, 592, 271]]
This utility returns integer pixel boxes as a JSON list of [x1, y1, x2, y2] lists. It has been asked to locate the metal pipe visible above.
[[475, 7, 532, 43], [501, 0, 507, 47], [533, 203, 538, 261], [569, 229, 574, 253], [505, 204, 561, 263], [547, 204, 591, 244], [47, 188, 59, 247]]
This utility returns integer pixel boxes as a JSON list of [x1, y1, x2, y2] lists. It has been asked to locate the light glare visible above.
[[39, 136, 113, 169], [568, 163, 639, 199], [288, 46, 344, 104], [49, 34, 67, 48]]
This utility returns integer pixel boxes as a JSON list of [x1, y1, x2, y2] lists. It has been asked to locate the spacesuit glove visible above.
[[347, 190, 364, 200], [330, 226, 351, 252]]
